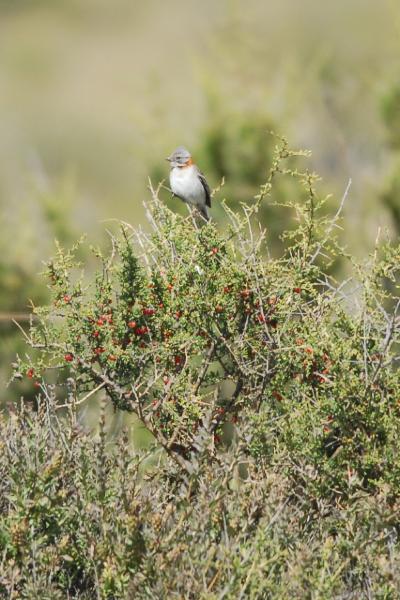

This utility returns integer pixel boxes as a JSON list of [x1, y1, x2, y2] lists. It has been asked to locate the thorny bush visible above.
[[3, 137, 400, 598]]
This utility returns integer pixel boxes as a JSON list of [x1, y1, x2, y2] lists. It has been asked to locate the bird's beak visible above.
[[166, 157, 171, 162]]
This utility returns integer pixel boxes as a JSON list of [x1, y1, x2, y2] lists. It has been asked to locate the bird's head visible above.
[[166, 146, 193, 168]]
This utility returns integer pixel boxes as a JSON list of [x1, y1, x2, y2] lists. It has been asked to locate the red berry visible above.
[[293, 287, 302, 294], [257, 313, 266, 323], [93, 330, 100, 338], [97, 318, 104, 326], [143, 307, 155, 316], [64, 353, 73, 362], [34, 381, 41, 388], [128, 321, 137, 329], [94, 347, 105, 355], [27, 368, 34, 379], [305, 347, 314, 355], [135, 326, 147, 336], [211, 247, 218, 255], [108, 354, 117, 361], [175, 311, 182, 319], [167, 283, 173, 291], [215, 305, 223, 313], [223, 286, 231, 293], [174, 355, 182, 366], [63, 295, 71, 304]]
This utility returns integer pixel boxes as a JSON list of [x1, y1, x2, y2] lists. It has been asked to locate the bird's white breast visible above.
[[170, 165, 205, 207]]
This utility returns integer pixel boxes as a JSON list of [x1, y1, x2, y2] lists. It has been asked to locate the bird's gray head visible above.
[[166, 146, 192, 168]]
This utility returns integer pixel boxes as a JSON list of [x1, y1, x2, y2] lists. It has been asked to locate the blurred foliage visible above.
[[0, 174, 83, 402], [382, 168, 400, 233], [381, 80, 400, 235], [382, 83, 400, 151]]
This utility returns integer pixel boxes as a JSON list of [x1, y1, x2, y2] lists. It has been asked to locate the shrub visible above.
[[3, 137, 400, 597], [1, 395, 400, 598]]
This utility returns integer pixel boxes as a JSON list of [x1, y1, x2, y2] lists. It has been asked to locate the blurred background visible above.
[[1, 0, 400, 402]]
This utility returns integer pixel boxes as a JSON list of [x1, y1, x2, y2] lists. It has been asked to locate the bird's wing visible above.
[[197, 169, 211, 208]]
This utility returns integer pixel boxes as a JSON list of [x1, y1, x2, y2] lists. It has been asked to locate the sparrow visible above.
[[166, 146, 211, 220]]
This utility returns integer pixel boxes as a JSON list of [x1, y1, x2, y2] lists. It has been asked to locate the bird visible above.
[[166, 146, 211, 221]]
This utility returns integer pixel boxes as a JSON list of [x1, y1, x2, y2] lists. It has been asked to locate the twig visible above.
[[310, 178, 352, 264], [56, 382, 106, 409]]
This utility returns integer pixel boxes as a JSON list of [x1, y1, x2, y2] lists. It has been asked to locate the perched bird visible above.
[[166, 146, 211, 220]]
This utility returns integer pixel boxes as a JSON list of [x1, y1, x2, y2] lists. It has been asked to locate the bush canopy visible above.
[[3, 138, 400, 598]]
